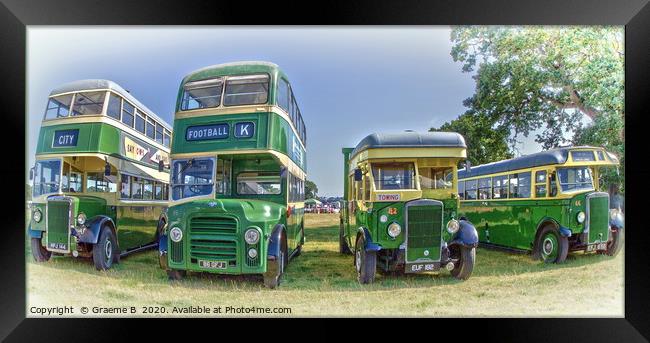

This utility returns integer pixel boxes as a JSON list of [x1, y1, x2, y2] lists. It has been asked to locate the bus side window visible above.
[[549, 172, 558, 197], [535, 170, 547, 197], [363, 174, 371, 201]]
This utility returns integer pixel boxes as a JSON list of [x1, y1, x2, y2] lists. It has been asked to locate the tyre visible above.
[[92, 226, 118, 270], [450, 246, 475, 280], [167, 269, 186, 280], [605, 229, 623, 256], [264, 234, 287, 289], [31, 237, 51, 262], [339, 220, 352, 255], [535, 226, 569, 263], [355, 235, 376, 284]]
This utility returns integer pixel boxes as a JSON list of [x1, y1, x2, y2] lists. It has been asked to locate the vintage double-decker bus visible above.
[[340, 131, 478, 283], [28, 79, 172, 270], [457, 146, 623, 263], [159, 61, 306, 288]]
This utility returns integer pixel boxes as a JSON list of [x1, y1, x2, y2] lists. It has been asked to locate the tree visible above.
[[305, 180, 318, 199], [447, 26, 624, 190], [431, 112, 512, 166]]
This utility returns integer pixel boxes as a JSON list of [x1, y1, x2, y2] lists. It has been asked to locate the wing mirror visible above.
[[280, 166, 288, 178], [354, 168, 363, 181], [158, 159, 165, 172], [29, 167, 34, 181]]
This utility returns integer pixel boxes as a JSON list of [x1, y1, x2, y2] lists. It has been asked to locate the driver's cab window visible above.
[[62, 162, 83, 193], [215, 157, 232, 195], [549, 171, 558, 197]]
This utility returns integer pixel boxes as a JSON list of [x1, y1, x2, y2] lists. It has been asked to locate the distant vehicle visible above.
[[458, 146, 623, 263]]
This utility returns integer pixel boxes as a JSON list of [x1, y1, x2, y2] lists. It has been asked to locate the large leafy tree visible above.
[[305, 180, 318, 199], [444, 26, 624, 190], [431, 112, 512, 166]]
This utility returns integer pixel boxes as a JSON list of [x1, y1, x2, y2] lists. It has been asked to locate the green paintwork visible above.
[[31, 120, 168, 256], [167, 62, 306, 276], [460, 191, 611, 251], [172, 112, 306, 171], [340, 148, 458, 273]]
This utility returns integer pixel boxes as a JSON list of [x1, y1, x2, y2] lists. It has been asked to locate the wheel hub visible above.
[[105, 240, 112, 262], [543, 238, 554, 255], [355, 250, 361, 272]]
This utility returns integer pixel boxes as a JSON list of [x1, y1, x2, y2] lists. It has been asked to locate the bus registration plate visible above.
[[199, 260, 227, 269], [586, 243, 607, 252], [405, 262, 436, 273]]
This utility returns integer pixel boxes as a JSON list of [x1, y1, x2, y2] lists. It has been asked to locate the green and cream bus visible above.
[[458, 146, 623, 263], [159, 61, 306, 288], [340, 131, 478, 283], [28, 79, 172, 270]]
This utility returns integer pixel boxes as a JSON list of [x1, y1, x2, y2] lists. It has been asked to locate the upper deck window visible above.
[[135, 111, 146, 133], [121, 101, 135, 127], [371, 162, 416, 190], [146, 118, 156, 140], [163, 130, 171, 147], [224, 74, 269, 106], [155, 123, 164, 144], [106, 93, 122, 120], [277, 78, 290, 111], [71, 91, 106, 116], [44, 94, 74, 119], [181, 78, 224, 110]]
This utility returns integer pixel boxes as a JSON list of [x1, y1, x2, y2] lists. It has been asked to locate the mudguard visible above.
[[158, 234, 168, 270], [357, 227, 381, 252], [27, 225, 43, 239], [449, 219, 478, 248], [558, 226, 572, 237], [267, 224, 285, 259], [610, 210, 624, 230], [78, 215, 116, 245]]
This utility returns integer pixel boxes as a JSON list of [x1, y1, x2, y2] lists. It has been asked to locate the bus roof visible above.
[[458, 146, 618, 179], [182, 61, 282, 83], [351, 131, 466, 157], [49, 79, 172, 131]]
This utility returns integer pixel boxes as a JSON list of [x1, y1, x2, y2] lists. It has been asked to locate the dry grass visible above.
[[26, 213, 624, 317]]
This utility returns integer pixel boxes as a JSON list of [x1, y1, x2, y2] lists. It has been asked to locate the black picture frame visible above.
[[2, 0, 648, 340]]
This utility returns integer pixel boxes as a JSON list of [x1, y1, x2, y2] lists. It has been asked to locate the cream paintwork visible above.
[[458, 148, 620, 201]]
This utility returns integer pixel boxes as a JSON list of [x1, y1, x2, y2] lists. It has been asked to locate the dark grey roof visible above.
[[49, 79, 171, 130], [458, 146, 604, 179], [351, 131, 466, 157]]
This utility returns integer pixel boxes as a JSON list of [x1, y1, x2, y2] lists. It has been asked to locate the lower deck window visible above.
[[236, 172, 281, 195]]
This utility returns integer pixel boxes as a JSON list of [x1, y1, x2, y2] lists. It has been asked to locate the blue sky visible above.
[[27, 27, 546, 196]]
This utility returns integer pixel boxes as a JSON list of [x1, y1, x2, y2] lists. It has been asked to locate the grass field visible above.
[[26, 213, 624, 317]]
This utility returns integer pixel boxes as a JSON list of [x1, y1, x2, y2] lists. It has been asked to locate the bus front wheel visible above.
[[167, 269, 186, 280], [605, 229, 623, 256], [355, 235, 376, 284], [31, 237, 51, 262], [450, 245, 475, 280], [92, 226, 117, 270], [264, 234, 287, 289], [535, 226, 568, 264]]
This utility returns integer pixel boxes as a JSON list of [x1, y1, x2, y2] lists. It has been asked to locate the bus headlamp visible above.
[[577, 211, 586, 224], [170, 227, 183, 242], [447, 219, 460, 234], [244, 228, 260, 245], [76, 213, 86, 225], [248, 248, 258, 259], [387, 222, 401, 238], [32, 209, 42, 223]]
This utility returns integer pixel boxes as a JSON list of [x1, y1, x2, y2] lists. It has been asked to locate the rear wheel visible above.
[[93, 226, 117, 270], [31, 237, 51, 262], [339, 220, 352, 254], [355, 235, 376, 284], [605, 229, 623, 256], [536, 226, 568, 264], [450, 245, 475, 280]]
